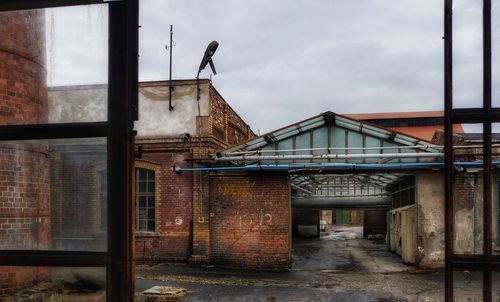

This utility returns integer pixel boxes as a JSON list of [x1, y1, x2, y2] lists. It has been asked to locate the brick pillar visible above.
[[190, 146, 211, 263], [0, 9, 49, 295]]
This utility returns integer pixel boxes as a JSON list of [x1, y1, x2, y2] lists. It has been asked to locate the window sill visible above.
[[135, 232, 158, 237]]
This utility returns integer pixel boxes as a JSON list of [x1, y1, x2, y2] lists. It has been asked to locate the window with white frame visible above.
[[136, 168, 155, 232]]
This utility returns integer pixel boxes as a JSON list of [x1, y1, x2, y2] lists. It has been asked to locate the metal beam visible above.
[[292, 196, 391, 209]]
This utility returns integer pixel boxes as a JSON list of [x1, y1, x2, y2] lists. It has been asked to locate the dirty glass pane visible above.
[[492, 123, 500, 255], [452, 0, 483, 109], [0, 137, 107, 252], [452, 270, 482, 301], [493, 3, 500, 108], [452, 124, 483, 255], [0, 267, 105, 300], [493, 271, 500, 300], [0, 4, 108, 126]]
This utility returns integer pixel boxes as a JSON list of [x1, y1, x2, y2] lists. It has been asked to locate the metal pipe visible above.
[[216, 152, 443, 161], [292, 196, 391, 208], [174, 161, 493, 173], [303, 193, 387, 198]]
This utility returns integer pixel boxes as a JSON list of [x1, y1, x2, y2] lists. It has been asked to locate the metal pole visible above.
[[168, 25, 174, 111], [444, 0, 454, 300], [483, 1, 492, 300]]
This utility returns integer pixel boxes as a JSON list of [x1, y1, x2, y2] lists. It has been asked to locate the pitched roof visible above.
[[218, 111, 441, 157]]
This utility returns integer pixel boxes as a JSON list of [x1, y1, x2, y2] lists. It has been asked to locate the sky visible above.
[[47, 1, 500, 133]]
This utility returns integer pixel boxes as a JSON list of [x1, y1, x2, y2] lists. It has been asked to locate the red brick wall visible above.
[[0, 267, 49, 295], [208, 87, 255, 146], [0, 10, 47, 125], [49, 146, 107, 251], [134, 150, 193, 261], [0, 10, 49, 295], [209, 91, 226, 140], [209, 174, 291, 270]]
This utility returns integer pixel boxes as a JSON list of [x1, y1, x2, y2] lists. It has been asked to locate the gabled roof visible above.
[[218, 111, 441, 158]]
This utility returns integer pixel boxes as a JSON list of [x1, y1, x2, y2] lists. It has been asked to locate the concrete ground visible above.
[[135, 226, 497, 301]]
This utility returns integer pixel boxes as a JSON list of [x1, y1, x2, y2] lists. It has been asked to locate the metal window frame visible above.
[[444, 1, 499, 301], [0, 1, 138, 301]]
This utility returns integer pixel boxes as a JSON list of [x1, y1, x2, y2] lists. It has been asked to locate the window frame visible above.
[[134, 160, 161, 236], [444, 0, 499, 300], [0, 1, 138, 301], [135, 168, 156, 233]]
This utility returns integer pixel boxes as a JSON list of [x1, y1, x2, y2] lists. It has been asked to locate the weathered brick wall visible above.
[[452, 173, 483, 255], [416, 172, 483, 268], [134, 151, 193, 261], [208, 87, 255, 145], [0, 267, 49, 296], [0, 10, 49, 295], [208, 90, 226, 140], [191, 147, 211, 263], [209, 174, 291, 270], [0, 10, 47, 125], [49, 145, 107, 252], [0, 144, 51, 249]]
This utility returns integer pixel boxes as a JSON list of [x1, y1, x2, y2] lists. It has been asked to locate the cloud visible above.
[[48, 1, 500, 133]]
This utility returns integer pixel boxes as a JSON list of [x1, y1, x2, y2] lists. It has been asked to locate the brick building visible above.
[[47, 79, 256, 262], [181, 111, 497, 270]]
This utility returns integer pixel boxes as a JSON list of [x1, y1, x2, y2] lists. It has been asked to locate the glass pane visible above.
[[139, 197, 147, 208], [139, 181, 146, 193], [0, 4, 108, 126], [148, 196, 155, 207], [453, 124, 483, 255], [0, 267, 105, 299], [493, 3, 500, 108], [453, 270, 482, 301], [139, 169, 147, 181], [147, 180, 154, 193], [452, 0, 483, 109], [494, 271, 500, 300], [492, 123, 500, 255], [147, 219, 155, 232], [0, 137, 107, 252], [147, 208, 155, 219], [138, 208, 146, 220], [138, 219, 146, 232]]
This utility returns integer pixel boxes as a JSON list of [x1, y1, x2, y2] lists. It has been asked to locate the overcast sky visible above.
[[47, 1, 500, 133]]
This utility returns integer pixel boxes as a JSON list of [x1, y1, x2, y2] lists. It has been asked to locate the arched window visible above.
[[136, 168, 155, 232]]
